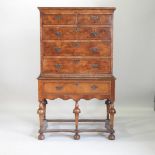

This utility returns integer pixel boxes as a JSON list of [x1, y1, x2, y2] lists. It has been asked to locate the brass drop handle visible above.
[[91, 64, 99, 68], [54, 47, 61, 53], [90, 47, 99, 53], [91, 15, 99, 21], [72, 42, 80, 48], [55, 15, 62, 20], [91, 85, 98, 90], [73, 59, 80, 64], [55, 86, 63, 90], [55, 64, 62, 69], [91, 31, 98, 37], [55, 32, 62, 37], [74, 27, 80, 32]]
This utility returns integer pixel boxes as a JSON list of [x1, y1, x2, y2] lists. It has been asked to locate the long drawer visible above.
[[42, 80, 111, 94], [42, 27, 111, 40], [42, 58, 111, 74], [42, 41, 111, 56], [42, 14, 112, 25]]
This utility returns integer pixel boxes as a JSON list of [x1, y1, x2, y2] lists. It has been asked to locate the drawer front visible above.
[[42, 58, 111, 74], [77, 27, 111, 40], [43, 81, 111, 94], [77, 14, 112, 25], [43, 41, 111, 56], [42, 27, 76, 40], [42, 27, 111, 40], [42, 14, 76, 25]]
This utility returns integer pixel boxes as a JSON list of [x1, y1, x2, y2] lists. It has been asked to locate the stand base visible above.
[[38, 119, 115, 140]]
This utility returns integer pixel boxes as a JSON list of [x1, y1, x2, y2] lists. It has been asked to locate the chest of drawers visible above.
[[37, 7, 116, 140]]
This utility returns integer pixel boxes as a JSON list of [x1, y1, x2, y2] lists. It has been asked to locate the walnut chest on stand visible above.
[[37, 7, 116, 140]]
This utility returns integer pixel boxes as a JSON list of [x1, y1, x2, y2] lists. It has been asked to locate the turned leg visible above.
[[37, 99, 47, 140], [108, 100, 116, 140], [73, 101, 81, 140], [105, 99, 110, 130], [43, 99, 47, 120], [43, 99, 48, 129], [105, 99, 111, 120]]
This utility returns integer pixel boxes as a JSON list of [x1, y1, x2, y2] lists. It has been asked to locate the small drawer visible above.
[[43, 41, 72, 56], [77, 14, 112, 25], [42, 27, 62, 40], [43, 81, 111, 94], [42, 27, 76, 40], [77, 27, 111, 40], [42, 58, 111, 74], [43, 41, 111, 57], [42, 14, 76, 25]]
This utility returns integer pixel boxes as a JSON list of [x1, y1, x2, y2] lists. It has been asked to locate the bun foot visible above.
[[74, 134, 80, 140], [38, 133, 45, 140], [108, 134, 115, 140]]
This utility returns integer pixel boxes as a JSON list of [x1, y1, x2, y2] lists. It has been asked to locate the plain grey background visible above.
[[0, 1, 155, 155], [0, 0, 155, 105]]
